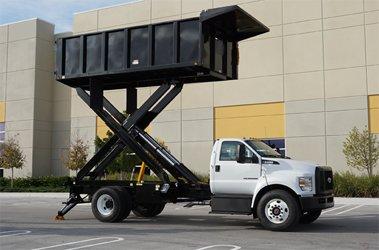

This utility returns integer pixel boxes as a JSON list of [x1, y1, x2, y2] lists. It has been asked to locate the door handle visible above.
[[215, 165, 220, 172]]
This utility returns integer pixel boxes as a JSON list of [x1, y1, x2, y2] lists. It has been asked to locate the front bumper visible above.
[[299, 194, 334, 211]]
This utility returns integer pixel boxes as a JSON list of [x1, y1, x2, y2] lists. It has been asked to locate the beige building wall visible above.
[[69, 0, 379, 175], [50, 33, 72, 176], [2, 0, 374, 177], [0, 19, 55, 177]]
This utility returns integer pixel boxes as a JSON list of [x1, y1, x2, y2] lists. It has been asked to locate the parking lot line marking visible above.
[[335, 205, 364, 215], [196, 245, 241, 250], [0, 230, 31, 237], [321, 204, 349, 214], [31, 237, 124, 250], [65, 237, 124, 250]]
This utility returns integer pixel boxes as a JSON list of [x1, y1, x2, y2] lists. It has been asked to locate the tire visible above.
[[132, 203, 166, 217], [91, 186, 131, 222], [114, 187, 132, 221], [257, 190, 300, 231], [299, 210, 321, 224]]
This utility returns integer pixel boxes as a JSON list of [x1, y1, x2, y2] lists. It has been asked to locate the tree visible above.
[[343, 126, 379, 176], [0, 136, 26, 188], [63, 136, 89, 174], [94, 128, 169, 180], [95, 130, 141, 179]]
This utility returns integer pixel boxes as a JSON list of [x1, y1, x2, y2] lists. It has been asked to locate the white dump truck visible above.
[[54, 5, 334, 231]]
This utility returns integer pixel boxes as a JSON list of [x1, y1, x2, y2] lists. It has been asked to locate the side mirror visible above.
[[237, 144, 246, 163], [251, 154, 259, 164]]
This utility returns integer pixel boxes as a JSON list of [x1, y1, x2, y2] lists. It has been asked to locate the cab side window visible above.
[[220, 141, 239, 161]]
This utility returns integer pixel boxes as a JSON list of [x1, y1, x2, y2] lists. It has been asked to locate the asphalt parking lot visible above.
[[0, 193, 378, 250]]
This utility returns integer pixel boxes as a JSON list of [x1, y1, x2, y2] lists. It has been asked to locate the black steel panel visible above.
[[179, 20, 199, 63], [173, 22, 179, 63], [226, 41, 233, 78], [130, 27, 149, 68], [154, 23, 174, 65], [200, 5, 269, 41], [64, 37, 80, 76], [211, 195, 252, 214], [202, 24, 211, 68], [108, 30, 125, 71], [55, 39, 63, 77], [85, 34, 102, 73], [214, 36, 224, 74]]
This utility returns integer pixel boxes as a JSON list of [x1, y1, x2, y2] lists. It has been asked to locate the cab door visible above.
[[210, 140, 261, 195]]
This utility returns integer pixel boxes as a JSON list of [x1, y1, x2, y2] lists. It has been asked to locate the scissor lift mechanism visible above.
[[57, 82, 212, 218]]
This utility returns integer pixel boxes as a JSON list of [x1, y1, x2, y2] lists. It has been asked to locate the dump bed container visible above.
[[55, 5, 269, 89]]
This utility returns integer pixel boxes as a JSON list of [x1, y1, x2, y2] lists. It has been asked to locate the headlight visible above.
[[299, 177, 312, 191]]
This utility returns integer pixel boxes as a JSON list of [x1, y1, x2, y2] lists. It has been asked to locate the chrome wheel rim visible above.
[[97, 194, 114, 216], [265, 198, 289, 224]]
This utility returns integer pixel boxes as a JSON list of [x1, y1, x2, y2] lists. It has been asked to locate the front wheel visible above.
[[299, 210, 321, 224], [257, 190, 300, 231]]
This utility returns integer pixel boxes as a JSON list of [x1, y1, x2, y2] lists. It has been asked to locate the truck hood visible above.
[[261, 157, 320, 195], [261, 157, 317, 175]]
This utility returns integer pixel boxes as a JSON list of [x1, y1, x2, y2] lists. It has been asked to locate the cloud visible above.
[[0, 0, 136, 33]]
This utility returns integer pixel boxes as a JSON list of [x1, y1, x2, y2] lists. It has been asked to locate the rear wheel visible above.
[[132, 203, 166, 217], [91, 187, 131, 222], [299, 210, 321, 224], [257, 190, 300, 231], [114, 187, 132, 220]]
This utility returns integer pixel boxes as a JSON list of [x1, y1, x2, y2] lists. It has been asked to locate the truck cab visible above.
[[210, 138, 334, 230]]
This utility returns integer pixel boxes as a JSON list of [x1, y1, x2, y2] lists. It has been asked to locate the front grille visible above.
[[315, 166, 334, 194]]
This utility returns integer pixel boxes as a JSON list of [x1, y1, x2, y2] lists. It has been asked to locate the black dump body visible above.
[[54, 6, 269, 218], [55, 5, 268, 89]]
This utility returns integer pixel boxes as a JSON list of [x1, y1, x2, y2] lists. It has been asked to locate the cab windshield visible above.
[[245, 139, 282, 158]]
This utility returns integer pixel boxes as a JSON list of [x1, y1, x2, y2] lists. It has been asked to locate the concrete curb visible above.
[[0, 192, 69, 198], [334, 197, 379, 206]]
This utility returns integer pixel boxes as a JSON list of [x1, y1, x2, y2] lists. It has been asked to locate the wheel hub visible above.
[[105, 200, 113, 209], [265, 198, 289, 224], [97, 194, 114, 216], [273, 207, 280, 215]]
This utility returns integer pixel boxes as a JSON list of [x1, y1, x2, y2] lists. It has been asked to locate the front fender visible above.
[[251, 175, 268, 208], [251, 169, 314, 209]]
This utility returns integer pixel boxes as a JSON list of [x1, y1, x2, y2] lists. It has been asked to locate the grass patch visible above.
[[0, 176, 71, 192]]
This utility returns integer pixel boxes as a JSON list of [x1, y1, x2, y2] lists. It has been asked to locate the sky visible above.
[[0, 0, 135, 33]]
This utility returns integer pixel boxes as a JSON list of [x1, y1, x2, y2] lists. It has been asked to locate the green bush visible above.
[[333, 172, 379, 198], [1, 172, 377, 197], [0, 176, 72, 192]]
